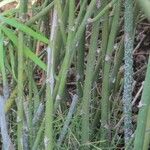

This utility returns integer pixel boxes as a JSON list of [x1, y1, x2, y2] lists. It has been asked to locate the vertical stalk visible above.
[[123, 0, 133, 146], [55, 0, 67, 44], [76, 1, 87, 98], [101, 0, 109, 68], [134, 57, 150, 150], [90, 0, 110, 136], [81, 6, 101, 148], [143, 106, 150, 150], [133, 57, 150, 149], [44, 4, 57, 150], [57, 94, 78, 147], [32, 119, 45, 150], [32, 80, 40, 115], [28, 64, 33, 148], [135, 7, 150, 149], [0, 38, 8, 99], [54, 0, 75, 111], [17, 27, 24, 150], [76, 31, 85, 98], [100, 1, 121, 146], [0, 30, 14, 150], [111, 38, 124, 91], [17, 1, 28, 149], [54, 0, 97, 111]]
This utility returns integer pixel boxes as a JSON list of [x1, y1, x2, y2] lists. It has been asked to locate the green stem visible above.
[[76, 1, 87, 99], [143, 105, 150, 149], [123, 0, 134, 146], [17, 1, 28, 148], [32, 119, 45, 150], [81, 8, 100, 148], [133, 57, 150, 149], [89, 0, 119, 23], [26, 1, 54, 26], [45, 4, 57, 150], [54, 0, 75, 111], [101, 0, 109, 69], [55, 0, 67, 44], [54, 0, 97, 111], [100, 1, 121, 147]]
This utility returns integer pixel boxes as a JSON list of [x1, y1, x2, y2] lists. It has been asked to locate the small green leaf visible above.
[[1, 25, 47, 71], [0, 16, 49, 44]]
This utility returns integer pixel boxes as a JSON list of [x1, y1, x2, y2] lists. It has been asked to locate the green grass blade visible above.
[[0, 16, 49, 44], [1, 26, 47, 71]]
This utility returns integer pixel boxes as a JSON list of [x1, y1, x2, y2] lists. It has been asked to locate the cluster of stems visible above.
[[0, 0, 150, 149]]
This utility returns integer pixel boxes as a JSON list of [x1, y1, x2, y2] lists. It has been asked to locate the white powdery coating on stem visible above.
[[32, 103, 44, 125], [50, 8, 58, 42], [45, 8, 58, 150], [47, 8, 58, 95], [96, 0, 101, 8], [57, 94, 78, 147], [47, 46, 54, 95], [0, 96, 14, 149], [44, 136, 49, 148], [123, 0, 134, 145]]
